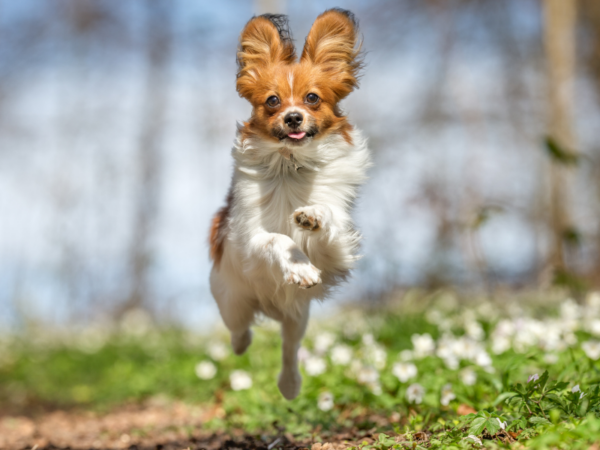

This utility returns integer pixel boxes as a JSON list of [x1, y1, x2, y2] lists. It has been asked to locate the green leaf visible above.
[[544, 136, 579, 166], [485, 418, 501, 435], [468, 417, 487, 435], [529, 416, 551, 426], [493, 391, 519, 405]]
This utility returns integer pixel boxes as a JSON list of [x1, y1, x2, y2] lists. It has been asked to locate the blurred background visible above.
[[1, 0, 599, 331]]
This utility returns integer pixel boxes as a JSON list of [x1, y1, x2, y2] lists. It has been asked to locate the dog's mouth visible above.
[[277, 128, 317, 143]]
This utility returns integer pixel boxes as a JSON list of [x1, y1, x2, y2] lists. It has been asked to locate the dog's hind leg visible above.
[[277, 302, 310, 400], [210, 268, 255, 355]]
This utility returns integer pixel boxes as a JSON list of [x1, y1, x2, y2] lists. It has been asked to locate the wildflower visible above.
[[330, 344, 353, 365], [440, 383, 455, 406], [528, 373, 539, 383], [572, 384, 586, 400], [317, 392, 334, 411], [297, 346, 311, 362], [466, 435, 482, 446], [474, 350, 492, 368], [366, 345, 387, 370], [399, 349, 414, 361], [491, 335, 511, 355], [207, 341, 229, 361], [362, 333, 375, 346], [497, 418, 507, 430], [465, 321, 485, 341], [587, 320, 600, 336], [411, 333, 435, 358], [314, 332, 336, 355], [229, 370, 252, 391], [357, 366, 379, 385], [406, 383, 425, 404], [460, 368, 477, 386], [544, 353, 559, 364], [195, 361, 217, 380], [304, 356, 326, 376], [392, 362, 417, 383], [582, 340, 600, 360]]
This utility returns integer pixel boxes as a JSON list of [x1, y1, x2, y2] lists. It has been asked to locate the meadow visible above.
[[2, 290, 600, 449]]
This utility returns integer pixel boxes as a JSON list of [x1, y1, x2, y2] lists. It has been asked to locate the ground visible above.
[[2, 290, 600, 449]]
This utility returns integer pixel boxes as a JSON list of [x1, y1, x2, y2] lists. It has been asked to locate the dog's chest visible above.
[[258, 174, 322, 234]]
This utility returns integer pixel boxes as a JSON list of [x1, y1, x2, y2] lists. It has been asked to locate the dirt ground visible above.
[[0, 402, 390, 450]]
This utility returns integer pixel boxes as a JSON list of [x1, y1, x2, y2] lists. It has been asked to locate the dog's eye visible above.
[[266, 96, 280, 107], [305, 93, 320, 104]]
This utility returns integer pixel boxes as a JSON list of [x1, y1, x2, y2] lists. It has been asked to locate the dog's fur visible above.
[[209, 9, 371, 400]]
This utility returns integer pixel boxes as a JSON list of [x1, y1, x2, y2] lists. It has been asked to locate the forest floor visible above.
[[2, 290, 600, 450]]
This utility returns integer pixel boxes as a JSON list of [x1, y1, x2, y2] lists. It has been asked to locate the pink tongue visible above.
[[288, 131, 306, 140]]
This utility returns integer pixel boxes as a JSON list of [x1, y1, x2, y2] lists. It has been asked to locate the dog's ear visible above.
[[236, 14, 296, 100], [301, 9, 362, 101]]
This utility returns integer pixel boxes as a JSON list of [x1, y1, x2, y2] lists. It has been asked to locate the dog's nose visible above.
[[284, 112, 303, 129]]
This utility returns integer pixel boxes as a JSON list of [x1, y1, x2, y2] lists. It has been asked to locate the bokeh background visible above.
[[1, 0, 600, 331]]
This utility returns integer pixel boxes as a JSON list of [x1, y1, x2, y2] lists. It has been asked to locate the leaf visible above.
[[493, 392, 519, 406], [529, 416, 551, 426], [468, 417, 487, 435], [485, 418, 501, 435], [544, 136, 579, 166]]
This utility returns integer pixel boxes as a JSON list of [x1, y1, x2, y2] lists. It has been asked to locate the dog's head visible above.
[[236, 9, 362, 147]]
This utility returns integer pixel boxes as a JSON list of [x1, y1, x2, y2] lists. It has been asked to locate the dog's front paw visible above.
[[283, 260, 322, 289], [278, 369, 302, 400], [292, 206, 328, 232]]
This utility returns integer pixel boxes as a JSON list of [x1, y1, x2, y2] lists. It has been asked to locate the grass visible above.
[[2, 290, 600, 448]]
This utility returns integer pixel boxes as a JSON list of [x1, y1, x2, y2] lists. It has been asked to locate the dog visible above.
[[209, 8, 371, 400]]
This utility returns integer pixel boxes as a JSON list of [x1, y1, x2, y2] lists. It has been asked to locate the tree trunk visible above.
[[117, 2, 171, 319], [541, 0, 577, 283]]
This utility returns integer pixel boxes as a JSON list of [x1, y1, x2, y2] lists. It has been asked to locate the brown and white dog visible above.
[[209, 9, 370, 400]]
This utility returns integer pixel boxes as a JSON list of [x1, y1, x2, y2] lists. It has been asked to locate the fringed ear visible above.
[[301, 8, 363, 100], [236, 14, 296, 100]]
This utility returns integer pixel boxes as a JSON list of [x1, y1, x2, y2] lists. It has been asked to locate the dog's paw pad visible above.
[[284, 262, 321, 289], [292, 207, 326, 232]]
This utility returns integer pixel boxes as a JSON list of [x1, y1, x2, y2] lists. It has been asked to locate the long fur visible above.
[[209, 9, 371, 400]]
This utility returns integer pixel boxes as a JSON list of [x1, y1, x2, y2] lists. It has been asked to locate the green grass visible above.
[[2, 290, 600, 448]]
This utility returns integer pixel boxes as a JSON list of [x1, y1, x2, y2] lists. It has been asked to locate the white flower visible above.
[[314, 332, 336, 354], [357, 366, 379, 385], [297, 346, 311, 362], [561, 299, 580, 320], [318, 392, 334, 411], [411, 333, 435, 358], [572, 384, 585, 399], [392, 362, 417, 383], [406, 383, 425, 404], [362, 333, 375, 346], [443, 356, 459, 370], [330, 344, 353, 365], [582, 340, 600, 360], [466, 435, 482, 446], [492, 336, 511, 355], [440, 383, 455, 406], [207, 341, 229, 361], [229, 370, 252, 391], [366, 345, 388, 370], [528, 373, 539, 383], [465, 321, 485, 341], [304, 356, 326, 376], [544, 353, 559, 364], [195, 360, 217, 380], [461, 368, 477, 386], [474, 350, 492, 368], [399, 349, 414, 361], [497, 418, 507, 430], [587, 320, 600, 336]]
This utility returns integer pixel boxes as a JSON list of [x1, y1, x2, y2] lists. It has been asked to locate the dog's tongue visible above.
[[287, 131, 306, 140]]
